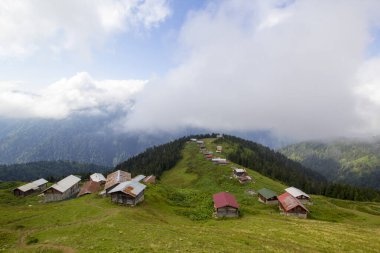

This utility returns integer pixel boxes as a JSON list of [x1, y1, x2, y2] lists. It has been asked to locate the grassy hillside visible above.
[[279, 139, 380, 190], [0, 139, 380, 252]]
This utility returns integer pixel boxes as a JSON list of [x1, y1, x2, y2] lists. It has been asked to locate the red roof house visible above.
[[78, 181, 101, 197], [278, 192, 309, 218], [213, 192, 239, 217]]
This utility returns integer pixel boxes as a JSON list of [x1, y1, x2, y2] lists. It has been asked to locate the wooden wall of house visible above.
[[258, 194, 278, 205], [13, 183, 47, 197], [110, 191, 145, 206], [279, 204, 308, 218], [44, 183, 80, 202], [296, 196, 310, 204], [215, 206, 239, 218]]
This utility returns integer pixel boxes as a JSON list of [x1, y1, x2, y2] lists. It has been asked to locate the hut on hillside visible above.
[[109, 181, 146, 206], [132, 175, 146, 182], [212, 158, 228, 165], [13, 178, 48, 197], [257, 188, 278, 204], [278, 192, 309, 218], [232, 168, 251, 184], [77, 181, 101, 197], [285, 187, 311, 204], [213, 192, 239, 218], [104, 170, 131, 194], [232, 168, 247, 178], [43, 175, 81, 202], [90, 173, 106, 184], [216, 146, 223, 153], [143, 175, 156, 184]]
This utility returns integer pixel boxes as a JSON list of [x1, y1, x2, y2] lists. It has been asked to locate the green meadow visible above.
[[1, 139, 380, 252]]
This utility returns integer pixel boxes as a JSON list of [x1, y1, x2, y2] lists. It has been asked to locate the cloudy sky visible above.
[[1, 0, 380, 140]]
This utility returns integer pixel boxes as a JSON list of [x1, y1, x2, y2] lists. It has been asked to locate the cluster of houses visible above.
[[212, 186, 310, 218], [13, 137, 312, 219], [191, 138, 229, 165], [13, 171, 156, 206], [191, 138, 311, 219]]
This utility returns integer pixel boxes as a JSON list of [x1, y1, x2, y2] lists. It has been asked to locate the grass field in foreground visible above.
[[0, 138, 380, 252]]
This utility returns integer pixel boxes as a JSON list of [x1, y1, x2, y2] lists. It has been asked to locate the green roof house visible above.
[[257, 188, 278, 204]]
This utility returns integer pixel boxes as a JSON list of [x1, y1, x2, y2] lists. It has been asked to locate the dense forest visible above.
[[0, 161, 110, 182], [216, 135, 380, 202], [115, 134, 217, 177], [280, 139, 380, 190]]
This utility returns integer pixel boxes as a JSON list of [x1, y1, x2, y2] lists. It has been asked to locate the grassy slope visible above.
[[0, 139, 379, 252]]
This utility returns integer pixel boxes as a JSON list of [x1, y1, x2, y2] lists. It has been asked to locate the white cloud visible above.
[[0, 0, 171, 58], [125, 0, 380, 140], [0, 72, 146, 119]]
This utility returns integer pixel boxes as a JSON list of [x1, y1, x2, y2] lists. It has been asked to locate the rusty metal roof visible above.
[[104, 170, 131, 191], [108, 181, 146, 197], [78, 181, 101, 197], [278, 192, 308, 212], [213, 192, 239, 209], [17, 178, 48, 192]]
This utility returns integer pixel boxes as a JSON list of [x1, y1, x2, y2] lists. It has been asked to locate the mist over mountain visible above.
[[0, 115, 287, 166]]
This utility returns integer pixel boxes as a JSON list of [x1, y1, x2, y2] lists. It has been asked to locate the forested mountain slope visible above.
[[280, 139, 380, 190], [0, 160, 110, 181]]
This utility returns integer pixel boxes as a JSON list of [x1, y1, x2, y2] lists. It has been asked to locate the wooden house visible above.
[[216, 146, 223, 153], [132, 175, 146, 182], [108, 181, 146, 206], [104, 170, 131, 194], [43, 175, 81, 202], [238, 175, 252, 184], [213, 192, 239, 218], [13, 178, 48, 197], [212, 158, 228, 165], [232, 168, 247, 178], [278, 192, 309, 218], [77, 181, 101, 197], [90, 173, 106, 184], [143, 175, 156, 184], [285, 187, 311, 204], [257, 188, 278, 204]]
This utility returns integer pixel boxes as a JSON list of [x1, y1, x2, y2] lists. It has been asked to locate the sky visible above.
[[1, 0, 380, 140]]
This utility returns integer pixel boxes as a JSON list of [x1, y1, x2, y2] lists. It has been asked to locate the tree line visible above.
[[0, 161, 110, 182]]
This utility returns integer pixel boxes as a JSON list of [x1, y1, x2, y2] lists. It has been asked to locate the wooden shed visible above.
[[143, 175, 156, 184], [108, 181, 146, 206], [213, 192, 239, 218], [90, 173, 106, 184], [13, 178, 48, 197], [257, 188, 278, 204], [232, 168, 247, 178], [77, 181, 101, 197], [132, 175, 146, 182], [285, 186, 311, 204], [43, 175, 81, 202], [104, 170, 131, 194], [216, 146, 223, 153], [278, 192, 309, 218]]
